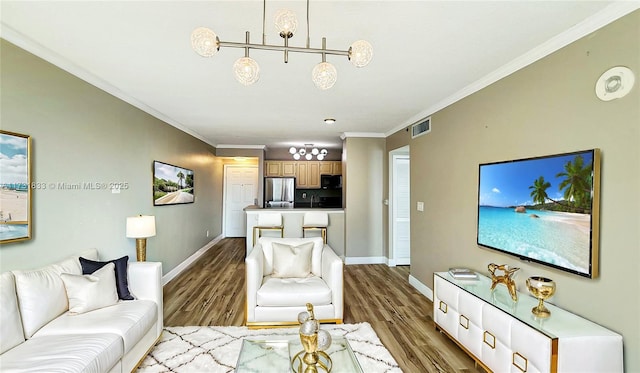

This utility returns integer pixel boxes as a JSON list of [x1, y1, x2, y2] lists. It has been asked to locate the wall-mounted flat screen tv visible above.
[[153, 161, 194, 206], [477, 149, 600, 278]]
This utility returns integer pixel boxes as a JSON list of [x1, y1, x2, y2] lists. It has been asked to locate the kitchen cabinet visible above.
[[264, 161, 297, 177], [265, 160, 341, 188], [296, 162, 321, 189], [433, 272, 622, 373]]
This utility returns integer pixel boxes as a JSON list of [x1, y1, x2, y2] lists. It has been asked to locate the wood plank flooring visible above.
[[163, 238, 483, 373]]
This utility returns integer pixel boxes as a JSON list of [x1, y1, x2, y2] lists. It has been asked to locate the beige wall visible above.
[[343, 137, 385, 258], [384, 128, 411, 259], [407, 11, 639, 370], [0, 39, 224, 275]]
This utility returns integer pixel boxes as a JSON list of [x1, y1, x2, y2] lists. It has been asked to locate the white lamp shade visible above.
[[191, 27, 219, 57], [126, 215, 156, 238], [349, 40, 373, 67], [312, 62, 337, 90], [274, 9, 298, 36], [233, 57, 260, 86], [289, 146, 297, 154]]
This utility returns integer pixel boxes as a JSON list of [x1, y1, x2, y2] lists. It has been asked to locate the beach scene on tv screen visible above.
[[153, 162, 194, 205], [478, 151, 595, 275]]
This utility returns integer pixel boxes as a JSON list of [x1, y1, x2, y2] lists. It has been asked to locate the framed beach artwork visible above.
[[0, 130, 32, 243], [153, 161, 194, 206], [477, 149, 601, 278]]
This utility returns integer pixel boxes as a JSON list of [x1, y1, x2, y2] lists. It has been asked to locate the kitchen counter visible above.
[[244, 208, 344, 256]]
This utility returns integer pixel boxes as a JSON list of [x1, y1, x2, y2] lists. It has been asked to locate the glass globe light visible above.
[[191, 27, 220, 57], [293, 153, 301, 160], [305, 154, 313, 160], [274, 9, 297, 38], [289, 146, 297, 154], [312, 148, 319, 156], [233, 57, 260, 86], [349, 40, 373, 67], [317, 154, 325, 161], [312, 62, 337, 90], [320, 149, 328, 156], [299, 148, 306, 155]]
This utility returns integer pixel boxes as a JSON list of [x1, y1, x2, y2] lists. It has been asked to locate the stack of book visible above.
[[448, 268, 479, 280]]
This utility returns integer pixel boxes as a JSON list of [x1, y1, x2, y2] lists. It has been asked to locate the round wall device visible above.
[[595, 66, 635, 101]]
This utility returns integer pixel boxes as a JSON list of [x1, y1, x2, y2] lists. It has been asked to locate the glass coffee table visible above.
[[236, 336, 363, 373]]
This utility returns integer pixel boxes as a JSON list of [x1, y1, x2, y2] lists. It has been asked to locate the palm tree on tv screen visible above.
[[177, 171, 185, 189], [529, 176, 551, 206], [556, 155, 593, 213]]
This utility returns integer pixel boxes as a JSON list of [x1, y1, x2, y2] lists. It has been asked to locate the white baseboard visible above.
[[344, 256, 387, 265], [162, 235, 224, 286], [409, 275, 433, 302]]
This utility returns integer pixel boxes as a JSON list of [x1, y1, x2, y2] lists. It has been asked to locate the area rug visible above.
[[138, 322, 401, 372]]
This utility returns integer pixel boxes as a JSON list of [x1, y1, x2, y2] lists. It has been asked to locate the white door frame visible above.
[[222, 164, 258, 237], [388, 145, 410, 267]]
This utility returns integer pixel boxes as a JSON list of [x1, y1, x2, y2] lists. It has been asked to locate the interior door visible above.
[[224, 166, 258, 237], [392, 154, 410, 265]]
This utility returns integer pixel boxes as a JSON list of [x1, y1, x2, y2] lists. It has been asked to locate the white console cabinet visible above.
[[433, 272, 622, 373]]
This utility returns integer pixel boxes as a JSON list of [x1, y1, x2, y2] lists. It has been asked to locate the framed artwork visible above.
[[153, 160, 194, 206], [0, 130, 32, 243]]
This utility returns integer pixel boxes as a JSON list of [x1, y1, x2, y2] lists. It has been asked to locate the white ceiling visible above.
[[2, 1, 638, 151]]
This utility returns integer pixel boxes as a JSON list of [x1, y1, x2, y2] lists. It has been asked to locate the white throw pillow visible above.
[[60, 262, 118, 314], [271, 242, 314, 278]]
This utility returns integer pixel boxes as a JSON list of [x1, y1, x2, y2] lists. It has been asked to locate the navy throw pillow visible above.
[[80, 256, 134, 300]]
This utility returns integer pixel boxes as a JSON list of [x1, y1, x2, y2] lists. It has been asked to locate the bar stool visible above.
[[253, 212, 284, 247], [302, 212, 329, 244]]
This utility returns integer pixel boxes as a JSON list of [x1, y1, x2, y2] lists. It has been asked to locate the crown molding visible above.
[[340, 132, 386, 140], [1, 23, 218, 148], [385, 1, 640, 137], [215, 144, 266, 149]]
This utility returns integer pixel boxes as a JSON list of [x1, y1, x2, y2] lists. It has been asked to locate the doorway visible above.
[[223, 165, 258, 237], [389, 146, 410, 266]]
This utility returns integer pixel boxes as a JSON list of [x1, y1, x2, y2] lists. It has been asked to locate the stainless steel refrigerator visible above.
[[263, 177, 295, 208]]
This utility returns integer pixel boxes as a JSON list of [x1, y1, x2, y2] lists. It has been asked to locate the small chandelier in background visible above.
[[290, 144, 328, 161], [190, 0, 373, 89]]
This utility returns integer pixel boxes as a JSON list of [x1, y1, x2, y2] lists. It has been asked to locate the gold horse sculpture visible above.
[[488, 263, 520, 301]]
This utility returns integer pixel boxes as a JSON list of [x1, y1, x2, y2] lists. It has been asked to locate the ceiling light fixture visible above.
[[289, 144, 328, 161], [323, 118, 336, 125], [190, 0, 373, 89]]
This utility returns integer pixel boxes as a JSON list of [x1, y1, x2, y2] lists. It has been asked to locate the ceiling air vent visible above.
[[411, 117, 431, 139]]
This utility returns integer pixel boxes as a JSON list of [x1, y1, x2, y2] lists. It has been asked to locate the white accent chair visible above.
[[302, 211, 329, 244], [252, 212, 284, 247], [245, 237, 343, 327]]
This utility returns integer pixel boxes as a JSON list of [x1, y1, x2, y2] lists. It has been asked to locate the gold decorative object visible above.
[[488, 263, 520, 302], [292, 303, 333, 373], [526, 276, 556, 318]]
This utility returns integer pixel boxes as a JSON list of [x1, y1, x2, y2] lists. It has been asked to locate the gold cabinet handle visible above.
[[459, 315, 469, 329], [438, 300, 448, 313], [483, 331, 495, 349], [512, 352, 528, 372]]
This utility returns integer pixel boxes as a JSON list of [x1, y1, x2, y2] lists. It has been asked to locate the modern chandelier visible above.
[[190, 0, 373, 90], [290, 144, 328, 160]]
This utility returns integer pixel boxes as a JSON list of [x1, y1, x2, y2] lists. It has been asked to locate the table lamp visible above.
[[126, 215, 156, 261]]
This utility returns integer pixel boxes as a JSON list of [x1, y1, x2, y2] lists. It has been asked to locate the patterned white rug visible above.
[[138, 322, 401, 372]]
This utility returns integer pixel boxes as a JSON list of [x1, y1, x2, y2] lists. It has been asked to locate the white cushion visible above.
[[257, 237, 324, 276], [0, 272, 25, 354], [271, 242, 314, 278], [34, 299, 157, 354], [303, 211, 328, 227], [257, 276, 332, 307], [257, 212, 282, 226], [0, 333, 122, 373], [60, 262, 119, 314]]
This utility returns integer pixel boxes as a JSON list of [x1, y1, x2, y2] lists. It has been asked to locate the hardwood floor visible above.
[[163, 238, 483, 372]]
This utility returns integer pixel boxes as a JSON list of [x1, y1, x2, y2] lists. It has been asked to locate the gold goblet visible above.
[[526, 276, 556, 318]]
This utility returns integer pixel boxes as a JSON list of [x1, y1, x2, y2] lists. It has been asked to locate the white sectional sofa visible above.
[[0, 249, 163, 373]]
